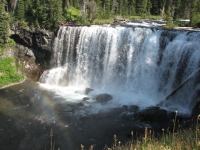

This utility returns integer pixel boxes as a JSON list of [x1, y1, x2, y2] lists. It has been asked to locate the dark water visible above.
[[0, 80, 147, 150]]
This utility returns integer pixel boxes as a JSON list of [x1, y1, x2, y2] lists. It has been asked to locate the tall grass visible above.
[[102, 111, 200, 150]]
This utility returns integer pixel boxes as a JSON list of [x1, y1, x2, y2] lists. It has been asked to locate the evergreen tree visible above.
[[136, 0, 148, 16], [150, 0, 159, 15], [147, 0, 152, 15], [0, 0, 9, 45], [48, 0, 63, 29], [190, 0, 200, 27], [16, 0, 25, 20], [121, 0, 129, 16], [166, 0, 172, 25], [128, 0, 136, 15]]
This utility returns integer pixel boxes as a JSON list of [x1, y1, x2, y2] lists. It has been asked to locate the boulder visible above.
[[96, 94, 112, 104], [85, 88, 94, 95], [83, 97, 90, 101], [136, 106, 169, 123]]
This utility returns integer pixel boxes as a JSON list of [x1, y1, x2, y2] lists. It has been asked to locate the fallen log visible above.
[[158, 67, 200, 105]]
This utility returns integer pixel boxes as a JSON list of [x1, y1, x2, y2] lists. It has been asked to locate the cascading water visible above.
[[39, 25, 200, 115]]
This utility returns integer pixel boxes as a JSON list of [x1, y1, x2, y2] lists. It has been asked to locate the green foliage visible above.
[[16, 0, 25, 20], [0, 37, 16, 56], [190, 0, 200, 27], [0, 57, 24, 87], [0, 1, 9, 45], [2, 0, 200, 30], [93, 18, 113, 25], [166, 7, 172, 25], [163, 23, 178, 29], [63, 7, 81, 22]]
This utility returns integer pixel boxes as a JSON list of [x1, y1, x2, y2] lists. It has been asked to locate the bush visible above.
[[63, 7, 81, 22]]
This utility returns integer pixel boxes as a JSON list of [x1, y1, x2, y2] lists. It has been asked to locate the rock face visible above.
[[96, 94, 113, 104], [10, 28, 54, 81], [11, 28, 53, 62]]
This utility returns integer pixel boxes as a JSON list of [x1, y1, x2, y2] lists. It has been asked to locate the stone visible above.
[[137, 106, 169, 123], [96, 94, 112, 104], [83, 97, 90, 101], [85, 88, 94, 95], [11, 28, 53, 61]]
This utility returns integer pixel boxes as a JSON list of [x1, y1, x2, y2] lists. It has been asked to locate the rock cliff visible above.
[[10, 28, 55, 81]]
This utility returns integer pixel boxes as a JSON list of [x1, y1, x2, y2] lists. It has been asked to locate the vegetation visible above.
[[0, 57, 24, 87], [0, 37, 16, 56], [0, 0, 198, 30], [103, 126, 200, 150]]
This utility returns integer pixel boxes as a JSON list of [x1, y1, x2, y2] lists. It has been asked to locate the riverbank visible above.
[[0, 78, 26, 90]]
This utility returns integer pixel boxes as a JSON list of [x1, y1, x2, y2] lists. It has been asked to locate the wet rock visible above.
[[85, 88, 94, 95], [96, 94, 112, 104], [78, 103, 84, 106], [128, 105, 139, 113], [191, 100, 200, 125], [11, 28, 53, 63], [136, 106, 169, 123], [83, 97, 90, 101]]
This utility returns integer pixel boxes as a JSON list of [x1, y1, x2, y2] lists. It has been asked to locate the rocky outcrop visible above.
[[11, 28, 53, 62], [10, 28, 55, 81], [136, 106, 169, 123], [96, 93, 113, 104], [11, 29, 54, 81]]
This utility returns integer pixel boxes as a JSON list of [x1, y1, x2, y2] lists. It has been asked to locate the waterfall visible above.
[[39, 25, 200, 114]]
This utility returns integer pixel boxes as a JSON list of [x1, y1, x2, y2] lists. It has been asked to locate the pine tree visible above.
[[128, 0, 136, 15], [16, 0, 25, 20], [0, 0, 9, 45], [166, 0, 172, 25], [150, 0, 159, 15], [136, 0, 148, 16], [121, 0, 129, 16], [48, 0, 63, 29], [147, 0, 152, 15], [190, 0, 200, 27]]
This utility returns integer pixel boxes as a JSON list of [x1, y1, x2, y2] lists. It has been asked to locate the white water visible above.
[[39, 25, 200, 115]]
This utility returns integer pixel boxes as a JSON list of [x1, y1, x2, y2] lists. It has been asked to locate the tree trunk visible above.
[[162, 67, 200, 102]]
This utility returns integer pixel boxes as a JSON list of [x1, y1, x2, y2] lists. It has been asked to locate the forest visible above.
[[0, 0, 200, 47]]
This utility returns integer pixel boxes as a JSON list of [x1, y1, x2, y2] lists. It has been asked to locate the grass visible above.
[[0, 37, 24, 87], [0, 57, 24, 87], [129, 15, 162, 20], [93, 18, 114, 25], [0, 37, 16, 56]]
